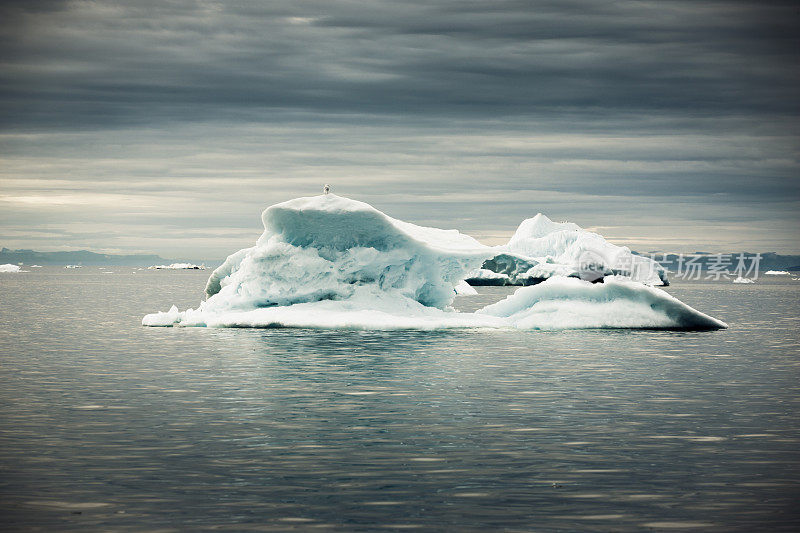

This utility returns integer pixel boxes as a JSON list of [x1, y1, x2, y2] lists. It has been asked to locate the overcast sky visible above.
[[1, 0, 798, 258]]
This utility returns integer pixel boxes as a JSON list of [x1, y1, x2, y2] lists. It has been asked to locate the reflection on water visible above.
[[0, 268, 798, 530]]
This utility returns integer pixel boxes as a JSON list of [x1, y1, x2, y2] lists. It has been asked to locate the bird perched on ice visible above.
[[323, 184, 331, 195]]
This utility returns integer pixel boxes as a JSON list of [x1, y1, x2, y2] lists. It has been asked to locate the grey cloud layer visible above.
[[0, 0, 798, 255], [2, 0, 797, 127]]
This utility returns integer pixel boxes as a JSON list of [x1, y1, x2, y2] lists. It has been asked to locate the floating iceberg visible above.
[[764, 270, 790, 276], [732, 277, 755, 284], [143, 194, 725, 330], [468, 213, 668, 286], [0, 263, 21, 273], [148, 263, 205, 270], [64, 264, 82, 269]]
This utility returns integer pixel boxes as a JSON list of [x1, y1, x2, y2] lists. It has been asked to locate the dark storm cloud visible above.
[[0, 0, 797, 128]]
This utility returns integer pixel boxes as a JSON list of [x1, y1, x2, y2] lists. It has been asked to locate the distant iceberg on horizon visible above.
[[148, 262, 205, 270], [143, 194, 726, 330]]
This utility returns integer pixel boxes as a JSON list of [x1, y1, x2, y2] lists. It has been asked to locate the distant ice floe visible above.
[[732, 277, 755, 284], [0, 263, 21, 273], [30, 265, 43, 268], [764, 270, 790, 276], [65, 265, 82, 269], [143, 194, 725, 331], [148, 263, 205, 270]]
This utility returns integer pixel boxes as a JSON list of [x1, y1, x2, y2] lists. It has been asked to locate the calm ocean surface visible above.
[[1, 268, 798, 531]]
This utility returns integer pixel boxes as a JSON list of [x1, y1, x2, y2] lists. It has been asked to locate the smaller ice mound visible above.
[[478, 277, 727, 330], [733, 277, 755, 284], [764, 270, 790, 276], [65, 265, 82, 269], [30, 265, 43, 268], [149, 263, 205, 270], [0, 264, 21, 273], [492, 213, 668, 286]]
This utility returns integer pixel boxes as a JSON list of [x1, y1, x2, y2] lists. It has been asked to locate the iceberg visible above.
[[143, 194, 724, 331], [469, 213, 668, 286], [0, 263, 21, 273], [764, 270, 790, 276], [148, 263, 205, 270], [732, 277, 755, 284]]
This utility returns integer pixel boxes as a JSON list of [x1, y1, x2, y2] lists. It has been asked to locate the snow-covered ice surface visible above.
[[478, 277, 726, 330], [454, 280, 479, 295], [0, 264, 21, 273], [733, 276, 755, 284], [764, 270, 790, 276], [143, 194, 724, 330]]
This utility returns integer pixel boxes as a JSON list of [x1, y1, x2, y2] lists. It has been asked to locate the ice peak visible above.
[[509, 212, 581, 243]]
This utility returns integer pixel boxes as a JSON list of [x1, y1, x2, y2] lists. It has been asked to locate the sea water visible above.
[[0, 268, 798, 531]]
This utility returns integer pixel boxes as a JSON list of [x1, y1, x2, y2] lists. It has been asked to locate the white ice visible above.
[[148, 263, 205, 270], [764, 270, 790, 275], [477, 277, 727, 330], [0, 264, 21, 273], [454, 280, 479, 295], [465, 268, 510, 284], [495, 213, 668, 285], [143, 194, 724, 330], [732, 277, 755, 284]]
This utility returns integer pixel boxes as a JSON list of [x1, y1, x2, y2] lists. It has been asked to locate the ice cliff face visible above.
[[143, 194, 722, 330], [203, 194, 491, 312]]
